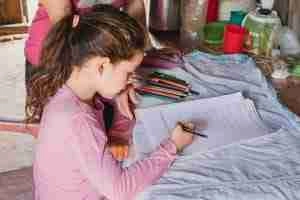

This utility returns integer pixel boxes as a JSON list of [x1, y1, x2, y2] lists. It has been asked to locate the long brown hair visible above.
[[26, 5, 146, 123]]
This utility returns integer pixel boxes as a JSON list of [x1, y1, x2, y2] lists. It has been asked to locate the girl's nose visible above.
[[127, 73, 142, 85]]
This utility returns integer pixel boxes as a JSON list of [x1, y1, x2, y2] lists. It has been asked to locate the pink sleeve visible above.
[[69, 114, 177, 200], [94, 95, 134, 144], [25, 5, 51, 66], [112, 0, 128, 8], [108, 103, 135, 144]]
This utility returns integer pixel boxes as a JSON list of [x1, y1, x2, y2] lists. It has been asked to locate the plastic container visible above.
[[203, 21, 227, 45], [287, 75, 300, 86], [271, 78, 289, 90], [261, 0, 275, 10], [271, 60, 290, 90], [180, 0, 208, 48], [242, 9, 282, 56], [223, 24, 249, 53], [230, 10, 247, 25], [149, 0, 181, 31], [206, 0, 219, 23]]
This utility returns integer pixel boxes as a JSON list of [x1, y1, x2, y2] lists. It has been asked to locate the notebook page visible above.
[[135, 93, 270, 155]]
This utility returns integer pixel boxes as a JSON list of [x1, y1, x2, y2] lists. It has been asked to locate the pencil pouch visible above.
[[142, 49, 184, 69]]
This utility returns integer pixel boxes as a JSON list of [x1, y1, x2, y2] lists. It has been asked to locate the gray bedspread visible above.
[[132, 51, 300, 200]]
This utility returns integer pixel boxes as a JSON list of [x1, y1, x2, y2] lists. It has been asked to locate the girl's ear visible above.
[[98, 65, 103, 75], [97, 57, 111, 75]]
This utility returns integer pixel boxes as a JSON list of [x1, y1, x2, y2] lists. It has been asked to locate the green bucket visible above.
[[203, 21, 228, 45], [289, 64, 300, 77]]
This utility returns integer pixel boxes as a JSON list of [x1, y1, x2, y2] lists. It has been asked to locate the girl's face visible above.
[[96, 52, 144, 99]]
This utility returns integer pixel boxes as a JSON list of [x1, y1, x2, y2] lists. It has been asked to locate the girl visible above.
[[25, 0, 133, 145], [26, 5, 195, 200]]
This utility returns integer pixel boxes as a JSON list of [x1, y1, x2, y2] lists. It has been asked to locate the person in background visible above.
[[25, 0, 127, 86], [26, 5, 195, 200]]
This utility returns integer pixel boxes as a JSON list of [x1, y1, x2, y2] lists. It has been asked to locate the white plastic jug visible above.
[[261, 0, 274, 10], [242, 9, 282, 56]]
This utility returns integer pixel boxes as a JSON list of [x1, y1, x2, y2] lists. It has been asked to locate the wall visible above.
[[26, 0, 38, 22], [0, 0, 24, 25], [288, 0, 300, 39], [273, 0, 300, 39], [274, 0, 289, 25]]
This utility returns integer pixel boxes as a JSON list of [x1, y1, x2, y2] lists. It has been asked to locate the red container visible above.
[[223, 24, 248, 54], [206, 0, 219, 23]]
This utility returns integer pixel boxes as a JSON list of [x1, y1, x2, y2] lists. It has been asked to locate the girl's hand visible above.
[[109, 142, 129, 161], [115, 85, 139, 120], [170, 122, 195, 153]]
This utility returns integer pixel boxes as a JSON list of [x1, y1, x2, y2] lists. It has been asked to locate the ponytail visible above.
[[26, 14, 75, 122]]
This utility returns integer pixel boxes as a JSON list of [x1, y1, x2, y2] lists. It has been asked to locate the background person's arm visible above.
[[125, 0, 145, 25], [39, 0, 72, 24]]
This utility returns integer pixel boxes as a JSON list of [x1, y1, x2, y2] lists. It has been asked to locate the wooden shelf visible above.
[[0, 23, 28, 36]]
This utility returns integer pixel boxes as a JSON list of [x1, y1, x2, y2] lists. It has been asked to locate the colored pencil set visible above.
[[136, 72, 200, 100]]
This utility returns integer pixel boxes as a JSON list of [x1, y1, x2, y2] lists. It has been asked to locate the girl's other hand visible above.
[[109, 142, 130, 161], [115, 85, 140, 120], [170, 122, 195, 153]]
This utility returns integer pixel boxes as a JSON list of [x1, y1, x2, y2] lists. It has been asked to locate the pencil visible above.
[[182, 127, 208, 138], [178, 122, 208, 138]]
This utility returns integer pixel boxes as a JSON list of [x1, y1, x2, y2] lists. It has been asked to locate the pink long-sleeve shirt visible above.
[[34, 85, 177, 200]]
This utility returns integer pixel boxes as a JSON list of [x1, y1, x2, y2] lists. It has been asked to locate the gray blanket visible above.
[[133, 51, 300, 200]]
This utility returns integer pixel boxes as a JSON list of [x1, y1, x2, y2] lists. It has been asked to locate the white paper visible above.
[[135, 93, 270, 155]]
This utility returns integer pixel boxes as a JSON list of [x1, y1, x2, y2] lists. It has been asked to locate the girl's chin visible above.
[[99, 89, 122, 99], [102, 94, 114, 99], [100, 92, 118, 99]]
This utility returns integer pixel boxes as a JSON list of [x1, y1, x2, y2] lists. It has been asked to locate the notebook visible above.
[[134, 93, 271, 155]]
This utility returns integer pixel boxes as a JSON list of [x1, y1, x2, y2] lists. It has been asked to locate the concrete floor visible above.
[[0, 38, 26, 120], [0, 38, 35, 173]]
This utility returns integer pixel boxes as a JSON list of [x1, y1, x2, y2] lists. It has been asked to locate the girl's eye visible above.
[[127, 72, 134, 80], [127, 72, 138, 84]]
